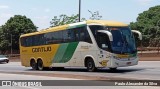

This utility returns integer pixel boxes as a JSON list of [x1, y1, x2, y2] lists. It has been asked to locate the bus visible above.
[[20, 20, 142, 72]]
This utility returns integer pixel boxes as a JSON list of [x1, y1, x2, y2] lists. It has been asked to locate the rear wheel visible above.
[[30, 59, 38, 70], [37, 59, 44, 71], [86, 59, 96, 72]]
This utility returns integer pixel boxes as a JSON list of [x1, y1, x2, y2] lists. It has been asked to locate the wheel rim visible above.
[[38, 60, 43, 70], [31, 60, 37, 70], [88, 62, 93, 69]]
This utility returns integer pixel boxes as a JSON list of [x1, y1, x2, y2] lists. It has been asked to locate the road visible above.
[[0, 61, 160, 80], [0, 61, 160, 89]]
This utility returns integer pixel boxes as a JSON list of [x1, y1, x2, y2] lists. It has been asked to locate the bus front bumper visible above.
[[109, 56, 139, 68]]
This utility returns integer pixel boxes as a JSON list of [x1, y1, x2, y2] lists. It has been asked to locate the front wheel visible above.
[[86, 59, 96, 72]]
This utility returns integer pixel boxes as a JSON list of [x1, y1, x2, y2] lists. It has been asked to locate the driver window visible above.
[[97, 33, 110, 51]]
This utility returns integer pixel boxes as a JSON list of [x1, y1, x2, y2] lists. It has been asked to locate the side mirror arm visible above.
[[98, 30, 113, 41], [132, 30, 142, 40]]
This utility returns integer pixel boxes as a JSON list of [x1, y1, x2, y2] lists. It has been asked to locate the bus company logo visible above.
[[32, 46, 51, 53], [2, 81, 12, 86]]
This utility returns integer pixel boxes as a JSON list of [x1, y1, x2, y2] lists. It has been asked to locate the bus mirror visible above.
[[98, 30, 113, 41], [132, 30, 142, 40]]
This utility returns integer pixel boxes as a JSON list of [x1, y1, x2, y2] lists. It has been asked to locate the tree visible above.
[[130, 5, 160, 47], [0, 15, 37, 54], [50, 14, 85, 27], [50, 11, 102, 27], [0, 27, 10, 54]]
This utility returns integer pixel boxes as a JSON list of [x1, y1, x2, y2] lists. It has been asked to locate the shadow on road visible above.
[[26, 67, 144, 74], [0, 62, 8, 64]]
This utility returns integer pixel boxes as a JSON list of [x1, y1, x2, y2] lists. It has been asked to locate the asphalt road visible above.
[[0, 61, 160, 80], [0, 61, 160, 89]]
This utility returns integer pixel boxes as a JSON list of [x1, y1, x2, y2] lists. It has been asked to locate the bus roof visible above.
[[20, 20, 128, 37], [87, 20, 128, 27]]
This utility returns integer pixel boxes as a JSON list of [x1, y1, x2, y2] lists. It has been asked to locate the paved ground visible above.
[[0, 61, 160, 80]]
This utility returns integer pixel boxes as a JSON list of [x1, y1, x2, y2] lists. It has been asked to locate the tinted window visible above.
[[97, 33, 111, 51], [68, 29, 76, 42], [89, 25, 104, 37], [20, 26, 92, 47], [62, 30, 69, 43], [89, 25, 111, 51]]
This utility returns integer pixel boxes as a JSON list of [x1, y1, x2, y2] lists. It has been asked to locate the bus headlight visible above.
[[113, 56, 120, 60]]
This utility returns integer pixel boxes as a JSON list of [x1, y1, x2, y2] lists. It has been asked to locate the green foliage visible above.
[[50, 11, 102, 27], [0, 15, 37, 53], [130, 5, 160, 47], [50, 14, 86, 27]]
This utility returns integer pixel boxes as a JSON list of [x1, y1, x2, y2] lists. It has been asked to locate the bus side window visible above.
[[25, 36, 33, 47], [84, 27, 92, 43], [53, 31, 63, 44], [74, 28, 80, 42], [79, 27, 85, 41], [67, 29, 76, 42], [79, 26, 92, 43], [20, 37, 27, 47], [63, 30, 69, 43]]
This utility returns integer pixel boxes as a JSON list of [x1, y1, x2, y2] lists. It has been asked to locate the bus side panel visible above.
[[20, 44, 60, 67], [51, 42, 79, 67], [20, 46, 33, 67]]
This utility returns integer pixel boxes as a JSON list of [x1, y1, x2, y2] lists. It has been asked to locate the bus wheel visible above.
[[37, 59, 44, 71], [86, 59, 96, 72], [30, 59, 38, 70]]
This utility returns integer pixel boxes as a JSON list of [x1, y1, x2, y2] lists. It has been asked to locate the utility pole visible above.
[[79, 0, 81, 22]]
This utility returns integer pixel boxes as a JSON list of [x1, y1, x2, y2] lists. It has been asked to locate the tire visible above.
[[30, 59, 38, 70], [6, 60, 9, 63], [37, 59, 44, 71], [86, 59, 96, 72]]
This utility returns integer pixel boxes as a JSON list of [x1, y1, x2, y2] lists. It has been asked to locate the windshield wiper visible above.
[[120, 32, 128, 54]]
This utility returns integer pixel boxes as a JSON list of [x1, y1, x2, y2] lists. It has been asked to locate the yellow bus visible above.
[[20, 20, 142, 72]]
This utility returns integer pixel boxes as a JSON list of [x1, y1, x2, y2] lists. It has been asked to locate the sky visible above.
[[0, 0, 160, 30]]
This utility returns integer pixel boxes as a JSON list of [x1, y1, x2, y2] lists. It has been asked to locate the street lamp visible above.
[[79, 0, 81, 22]]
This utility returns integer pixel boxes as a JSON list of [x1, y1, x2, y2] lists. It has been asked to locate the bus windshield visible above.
[[89, 25, 137, 54], [109, 27, 137, 54]]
